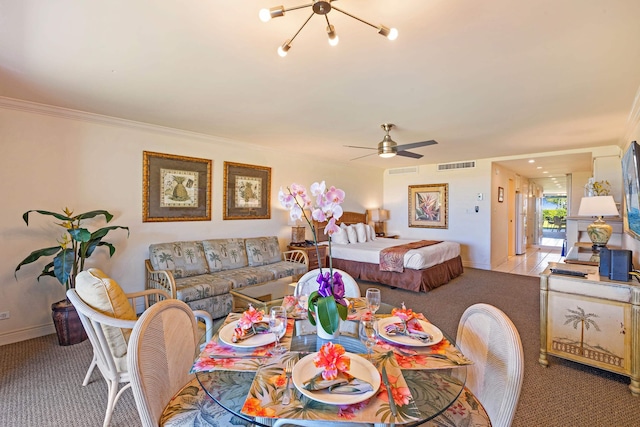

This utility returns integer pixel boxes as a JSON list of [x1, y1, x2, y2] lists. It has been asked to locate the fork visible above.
[[282, 359, 294, 405]]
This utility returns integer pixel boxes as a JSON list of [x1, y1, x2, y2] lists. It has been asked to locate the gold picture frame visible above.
[[142, 151, 212, 222], [408, 183, 448, 228], [223, 161, 271, 220]]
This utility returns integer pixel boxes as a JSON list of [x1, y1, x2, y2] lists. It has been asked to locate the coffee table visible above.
[[230, 277, 298, 312]]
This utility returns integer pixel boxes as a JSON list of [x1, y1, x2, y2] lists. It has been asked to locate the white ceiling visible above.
[[2, 1, 640, 191]]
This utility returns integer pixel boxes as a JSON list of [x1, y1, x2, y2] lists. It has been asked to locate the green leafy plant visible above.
[[15, 208, 129, 290]]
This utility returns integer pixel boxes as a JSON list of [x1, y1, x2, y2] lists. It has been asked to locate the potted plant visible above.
[[279, 181, 348, 338], [15, 208, 129, 345]]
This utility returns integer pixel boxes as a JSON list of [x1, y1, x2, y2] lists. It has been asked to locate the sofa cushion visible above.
[[211, 267, 276, 289], [245, 236, 282, 266], [256, 261, 309, 280], [149, 241, 209, 279], [174, 274, 233, 303], [75, 268, 137, 358], [202, 238, 248, 272]]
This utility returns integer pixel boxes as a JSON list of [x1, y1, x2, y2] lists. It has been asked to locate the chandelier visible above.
[[259, 1, 398, 57]]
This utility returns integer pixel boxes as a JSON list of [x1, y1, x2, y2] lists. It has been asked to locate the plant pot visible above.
[[315, 306, 340, 340], [51, 298, 88, 346]]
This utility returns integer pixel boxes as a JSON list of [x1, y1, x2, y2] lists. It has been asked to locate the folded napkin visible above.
[[232, 321, 270, 343], [303, 371, 374, 394], [384, 321, 433, 343]]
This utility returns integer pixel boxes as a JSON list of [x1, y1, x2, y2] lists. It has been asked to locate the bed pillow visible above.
[[366, 224, 377, 241], [355, 223, 367, 243], [331, 225, 349, 244], [346, 225, 358, 244]]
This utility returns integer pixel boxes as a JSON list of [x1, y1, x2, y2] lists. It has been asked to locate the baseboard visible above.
[[0, 323, 56, 346], [462, 260, 491, 270]]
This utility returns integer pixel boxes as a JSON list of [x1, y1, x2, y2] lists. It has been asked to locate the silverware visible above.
[[282, 358, 295, 405], [381, 366, 397, 422]]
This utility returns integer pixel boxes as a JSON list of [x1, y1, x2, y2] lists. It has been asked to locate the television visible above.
[[621, 141, 640, 239]]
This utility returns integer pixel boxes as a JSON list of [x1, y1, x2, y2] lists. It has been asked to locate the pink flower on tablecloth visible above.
[[378, 372, 411, 407], [192, 356, 237, 371], [447, 401, 467, 416], [394, 353, 429, 368], [337, 399, 370, 419]]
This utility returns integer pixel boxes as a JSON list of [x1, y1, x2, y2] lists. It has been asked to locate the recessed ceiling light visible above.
[[528, 159, 535, 163], [537, 166, 542, 169], [543, 171, 549, 174]]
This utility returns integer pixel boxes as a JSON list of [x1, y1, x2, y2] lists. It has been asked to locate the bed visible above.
[[314, 212, 463, 292]]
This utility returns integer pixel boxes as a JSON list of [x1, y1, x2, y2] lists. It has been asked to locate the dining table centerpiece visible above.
[[279, 181, 348, 339]]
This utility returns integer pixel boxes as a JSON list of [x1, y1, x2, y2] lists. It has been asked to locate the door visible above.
[[508, 179, 516, 256]]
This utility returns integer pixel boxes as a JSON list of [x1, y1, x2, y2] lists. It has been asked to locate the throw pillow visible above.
[[75, 268, 137, 358]]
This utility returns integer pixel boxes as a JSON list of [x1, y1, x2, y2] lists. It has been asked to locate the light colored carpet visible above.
[[1, 268, 638, 426]]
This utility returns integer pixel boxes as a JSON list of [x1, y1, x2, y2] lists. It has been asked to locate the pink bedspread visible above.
[[380, 240, 443, 272]]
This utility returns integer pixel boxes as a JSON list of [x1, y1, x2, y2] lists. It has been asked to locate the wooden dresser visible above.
[[539, 262, 640, 395], [287, 244, 326, 270]]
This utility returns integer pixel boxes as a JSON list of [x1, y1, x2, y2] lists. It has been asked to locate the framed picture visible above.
[[142, 151, 211, 222], [498, 187, 505, 203], [223, 161, 271, 220], [408, 183, 448, 228]]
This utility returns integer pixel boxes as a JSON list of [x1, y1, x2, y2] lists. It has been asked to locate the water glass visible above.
[[297, 281, 311, 319], [359, 318, 378, 361], [366, 288, 381, 317], [269, 306, 287, 354]]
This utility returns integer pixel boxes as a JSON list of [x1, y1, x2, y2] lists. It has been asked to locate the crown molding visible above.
[[0, 96, 242, 145]]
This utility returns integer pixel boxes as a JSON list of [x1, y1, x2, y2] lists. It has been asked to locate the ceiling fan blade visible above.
[[344, 145, 377, 150], [396, 150, 423, 159], [395, 140, 438, 151], [350, 152, 377, 161]]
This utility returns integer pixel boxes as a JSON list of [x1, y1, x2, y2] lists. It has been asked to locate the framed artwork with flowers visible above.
[[408, 183, 448, 229], [223, 161, 271, 220]]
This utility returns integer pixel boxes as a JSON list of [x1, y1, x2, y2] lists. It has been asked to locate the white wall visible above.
[[0, 102, 383, 344], [383, 161, 493, 270]]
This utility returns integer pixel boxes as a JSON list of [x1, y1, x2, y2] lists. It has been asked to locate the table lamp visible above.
[[368, 208, 389, 235], [288, 217, 306, 244], [577, 195, 619, 252]]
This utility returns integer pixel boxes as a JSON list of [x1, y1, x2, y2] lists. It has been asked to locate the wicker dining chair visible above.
[[127, 299, 252, 426], [69, 268, 213, 427]]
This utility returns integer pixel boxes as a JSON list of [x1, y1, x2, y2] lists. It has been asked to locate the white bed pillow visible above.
[[331, 226, 349, 244], [346, 225, 358, 244], [366, 224, 376, 241], [355, 223, 367, 242]]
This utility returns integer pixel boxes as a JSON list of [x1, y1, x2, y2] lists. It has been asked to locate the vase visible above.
[[51, 298, 88, 346], [314, 306, 341, 340]]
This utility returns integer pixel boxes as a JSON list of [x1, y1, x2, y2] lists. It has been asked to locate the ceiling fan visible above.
[[345, 123, 438, 160]]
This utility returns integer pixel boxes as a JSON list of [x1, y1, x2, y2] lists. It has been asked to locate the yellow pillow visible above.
[[75, 268, 137, 358]]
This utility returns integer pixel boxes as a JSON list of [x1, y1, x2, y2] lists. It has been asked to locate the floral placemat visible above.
[[241, 352, 421, 425], [191, 312, 295, 373]]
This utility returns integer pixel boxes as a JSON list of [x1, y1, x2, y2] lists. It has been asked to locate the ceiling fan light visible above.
[[378, 25, 398, 40], [379, 151, 397, 158], [260, 6, 285, 22], [326, 25, 339, 46], [277, 41, 291, 57]]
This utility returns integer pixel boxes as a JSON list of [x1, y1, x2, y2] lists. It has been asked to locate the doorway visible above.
[[540, 193, 566, 247]]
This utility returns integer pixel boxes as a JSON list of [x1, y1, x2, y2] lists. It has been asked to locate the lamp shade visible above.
[[578, 196, 619, 217], [368, 209, 389, 222]]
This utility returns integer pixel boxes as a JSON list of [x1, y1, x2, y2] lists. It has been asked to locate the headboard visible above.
[[313, 211, 367, 242]]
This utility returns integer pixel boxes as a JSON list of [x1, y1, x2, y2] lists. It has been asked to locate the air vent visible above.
[[437, 160, 476, 171], [388, 166, 419, 175]]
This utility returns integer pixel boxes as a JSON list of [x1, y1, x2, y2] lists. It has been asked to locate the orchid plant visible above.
[[279, 181, 348, 334]]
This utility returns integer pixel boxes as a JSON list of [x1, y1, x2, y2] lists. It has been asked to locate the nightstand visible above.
[[379, 234, 399, 239], [287, 244, 326, 270]]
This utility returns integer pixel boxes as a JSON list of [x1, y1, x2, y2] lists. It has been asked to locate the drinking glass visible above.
[[269, 306, 287, 354], [297, 281, 310, 319], [366, 288, 381, 317], [359, 318, 378, 361]]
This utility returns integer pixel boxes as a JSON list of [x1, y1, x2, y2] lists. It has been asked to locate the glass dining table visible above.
[[194, 302, 472, 426]]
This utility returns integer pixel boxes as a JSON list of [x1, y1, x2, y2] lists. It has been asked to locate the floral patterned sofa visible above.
[[145, 236, 308, 320]]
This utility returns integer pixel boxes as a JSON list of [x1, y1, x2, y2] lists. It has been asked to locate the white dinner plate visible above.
[[292, 352, 381, 405], [217, 320, 285, 348], [378, 316, 444, 347]]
